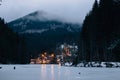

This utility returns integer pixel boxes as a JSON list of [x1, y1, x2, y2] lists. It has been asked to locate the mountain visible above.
[[8, 11, 81, 56]]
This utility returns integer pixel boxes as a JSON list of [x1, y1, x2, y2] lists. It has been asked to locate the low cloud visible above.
[[0, 0, 95, 23]]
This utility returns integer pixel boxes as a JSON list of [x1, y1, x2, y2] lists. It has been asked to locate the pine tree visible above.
[[78, 0, 120, 64], [0, 18, 28, 64]]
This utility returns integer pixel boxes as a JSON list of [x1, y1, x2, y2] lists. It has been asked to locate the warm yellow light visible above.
[[42, 60, 47, 64], [51, 54, 54, 57], [42, 54, 44, 57], [44, 52, 47, 55]]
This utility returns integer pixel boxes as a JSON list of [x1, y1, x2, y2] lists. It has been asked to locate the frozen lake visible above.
[[0, 64, 120, 80]]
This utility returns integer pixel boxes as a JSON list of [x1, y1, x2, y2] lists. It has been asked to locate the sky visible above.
[[0, 0, 95, 23]]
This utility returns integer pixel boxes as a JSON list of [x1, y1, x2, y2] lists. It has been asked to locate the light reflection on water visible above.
[[51, 65, 54, 80], [40, 64, 57, 80], [40, 64, 73, 80], [0, 65, 119, 80], [41, 64, 46, 80]]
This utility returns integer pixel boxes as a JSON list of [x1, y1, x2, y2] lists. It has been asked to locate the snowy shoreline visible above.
[[64, 62, 120, 68], [1, 62, 120, 68]]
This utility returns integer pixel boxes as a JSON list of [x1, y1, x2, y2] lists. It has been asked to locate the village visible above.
[[30, 43, 78, 65]]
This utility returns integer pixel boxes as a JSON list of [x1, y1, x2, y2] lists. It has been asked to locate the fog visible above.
[[0, 0, 95, 23]]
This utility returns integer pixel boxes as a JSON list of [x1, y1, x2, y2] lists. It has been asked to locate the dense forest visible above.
[[78, 0, 120, 63], [0, 18, 28, 64]]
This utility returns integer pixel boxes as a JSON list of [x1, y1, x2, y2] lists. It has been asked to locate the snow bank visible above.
[[77, 62, 120, 68]]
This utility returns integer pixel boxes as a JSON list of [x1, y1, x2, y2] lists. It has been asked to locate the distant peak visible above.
[[24, 10, 48, 21], [28, 10, 47, 16], [22, 10, 65, 22]]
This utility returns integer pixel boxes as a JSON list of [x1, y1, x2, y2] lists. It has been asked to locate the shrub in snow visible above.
[[104, 62, 113, 68]]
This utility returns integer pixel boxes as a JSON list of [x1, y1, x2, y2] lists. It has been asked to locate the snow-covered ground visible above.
[[76, 62, 120, 67], [0, 64, 120, 80]]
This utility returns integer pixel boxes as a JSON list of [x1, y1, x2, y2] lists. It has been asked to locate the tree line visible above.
[[0, 18, 28, 64], [78, 0, 120, 63]]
